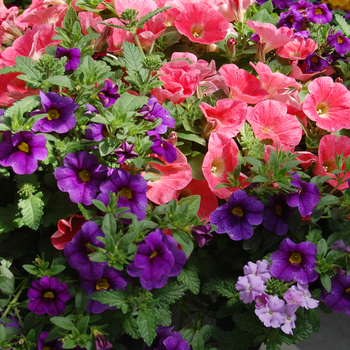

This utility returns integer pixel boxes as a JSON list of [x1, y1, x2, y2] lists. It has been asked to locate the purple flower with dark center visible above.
[[55, 151, 108, 205], [190, 224, 213, 247], [0, 131, 47, 175], [209, 190, 264, 241], [306, 4, 332, 24], [236, 274, 266, 304], [27, 276, 70, 316], [114, 140, 138, 164], [55, 47, 81, 70], [97, 168, 148, 221], [290, 0, 313, 14], [144, 326, 191, 350], [272, 0, 295, 10], [304, 53, 329, 73], [278, 10, 305, 31], [255, 295, 286, 328], [139, 95, 175, 134], [98, 80, 121, 108], [30, 91, 79, 134], [263, 194, 292, 236], [270, 238, 318, 284], [80, 265, 130, 314], [286, 173, 319, 217], [127, 228, 186, 290], [85, 123, 109, 141], [38, 331, 64, 350], [149, 131, 177, 163], [331, 239, 350, 253], [327, 30, 350, 56], [64, 221, 106, 279], [323, 273, 350, 315]]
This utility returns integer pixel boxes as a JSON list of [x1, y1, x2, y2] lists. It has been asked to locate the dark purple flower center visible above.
[[275, 204, 282, 216], [315, 8, 323, 15], [232, 207, 244, 217], [18, 142, 29, 153], [120, 188, 132, 199], [289, 252, 302, 264], [47, 109, 60, 120], [150, 250, 158, 258], [79, 170, 92, 182], [44, 291, 55, 299], [96, 278, 110, 291]]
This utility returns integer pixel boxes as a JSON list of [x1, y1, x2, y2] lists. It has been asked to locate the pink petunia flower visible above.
[[199, 98, 247, 138], [277, 37, 318, 60], [174, 3, 230, 44], [114, 0, 157, 19], [303, 76, 350, 132], [313, 135, 350, 190], [144, 148, 192, 205], [202, 132, 240, 199], [19, 4, 68, 27], [0, 9, 23, 45], [78, 12, 104, 36], [219, 63, 269, 104], [247, 100, 302, 151]]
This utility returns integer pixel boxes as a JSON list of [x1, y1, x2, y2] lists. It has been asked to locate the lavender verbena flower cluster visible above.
[[235, 257, 319, 335]]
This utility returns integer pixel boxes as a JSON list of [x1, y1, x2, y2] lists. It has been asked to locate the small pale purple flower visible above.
[[286, 173, 319, 217], [38, 331, 64, 350], [281, 305, 298, 335], [114, 140, 138, 164], [98, 80, 120, 108], [327, 30, 350, 56], [28, 277, 70, 316], [255, 293, 269, 309], [278, 10, 305, 31], [144, 326, 191, 350], [80, 265, 130, 314], [283, 288, 303, 306], [139, 95, 175, 134], [255, 295, 286, 328], [191, 224, 213, 247], [209, 190, 264, 241], [290, 283, 318, 309], [97, 168, 148, 221], [236, 275, 266, 304], [0, 131, 47, 175], [306, 4, 332, 24], [55, 47, 81, 70], [64, 221, 106, 280], [127, 228, 186, 290], [304, 53, 329, 73], [270, 238, 318, 284], [55, 151, 108, 205], [263, 194, 292, 236], [243, 260, 271, 282], [149, 131, 177, 163], [31, 91, 79, 134]]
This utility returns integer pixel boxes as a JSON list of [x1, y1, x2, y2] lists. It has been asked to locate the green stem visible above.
[[1, 280, 26, 319], [132, 31, 146, 59]]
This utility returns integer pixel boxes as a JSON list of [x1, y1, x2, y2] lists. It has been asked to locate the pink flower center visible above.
[[18, 142, 29, 153], [191, 24, 205, 39], [289, 252, 302, 264], [47, 109, 60, 120], [96, 278, 110, 291]]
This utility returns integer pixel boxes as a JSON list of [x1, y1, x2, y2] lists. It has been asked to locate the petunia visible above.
[[209, 190, 264, 241], [98, 80, 121, 108], [84, 123, 109, 141], [55, 47, 81, 70], [31, 91, 79, 134], [327, 30, 350, 56], [304, 53, 329, 73], [149, 131, 177, 163], [54, 152, 108, 206], [276, 37, 318, 61], [0, 131, 47, 175], [28, 276, 70, 316], [306, 4, 332, 24], [114, 140, 138, 164], [127, 228, 186, 290], [270, 238, 318, 284], [190, 224, 213, 248], [278, 10, 305, 31]]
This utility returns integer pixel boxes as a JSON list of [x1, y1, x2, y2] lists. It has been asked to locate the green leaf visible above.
[[102, 213, 117, 236], [320, 273, 331, 293], [152, 281, 187, 304], [316, 195, 340, 208], [136, 309, 157, 346], [90, 289, 129, 313], [316, 238, 327, 259], [177, 132, 206, 146], [178, 195, 200, 218], [192, 332, 205, 350], [0, 276, 14, 295], [138, 6, 171, 27], [335, 14, 350, 36], [121, 93, 149, 112], [15, 56, 42, 81], [50, 316, 75, 330], [177, 263, 200, 294], [22, 264, 39, 275], [75, 288, 89, 315], [91, 199, 108, 212], [123, 41, 144, 73], [308, 308, 320, 332], [18, 193, 44, 230], [252, 175, 270, 183], [306, 228, 322, 244], [123, 314, 140, 339], [45, 75, 74, 88], [156, 307, 172, 326], [77, 316, 90, 335], [269, 151, 279, 175], [99, 137, 115, 156]]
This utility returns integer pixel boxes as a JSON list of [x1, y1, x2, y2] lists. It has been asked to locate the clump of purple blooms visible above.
[[55, 47, 81, 70], [98, 80, 121, 108]]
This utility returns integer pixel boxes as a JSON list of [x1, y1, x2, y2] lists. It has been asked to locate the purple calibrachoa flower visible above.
[[263, 194, 292, 236], [38, 331, 64, 350], [209, 190, 264, 241], [306, 4, 332, 24], [190, 224, 213, 248], [94, 331, 113, 350], [139, 95, 175, 134], [27, 276, 70, 316], [236, 274, 267, 304], [323, 273, 350, 316], [304, 53, 329, 73], [144, 326, 191, 350], [55, 151, 108, 205], [84, 123, 109, 141], [149, 131, 177, 163], [64, 221, 106, 280], [55, 47, 81, 70], [0, 131, 47, 175], [270, 238, 318, 284], [286, 173, 319, 217], [98, 80, 121, 108], [80, 265, 130, 314], [114, 140, 138, 164], [278, 10, 305, 31], [271, 0, 294, 10], [97, 168, 148, 221], [127, 228, 186, 290], [31, 91, 79, 134], [327, 30, 350, 56], [255, 295, 286, 328]]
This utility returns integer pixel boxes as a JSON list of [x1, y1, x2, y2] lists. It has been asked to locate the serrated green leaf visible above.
[[306, 228, 322, 244], [123, 314, 140, 339], [0, 66, 22, 75], [121, 93, 149, 112], [156, 307, 172, 326], [136, 309, 157, 346], [177, 263, 200, 294], [308, 308, 320, 332], [123, 41, 144, 73], [152, 281, 187, 303], [335, 14, 350, 36], [45, 75, 74, 88], [15, 56, 42, 81], [90, 289, 129, 313], [178, 195, 200, 218], [18, 193, 44, 230]]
